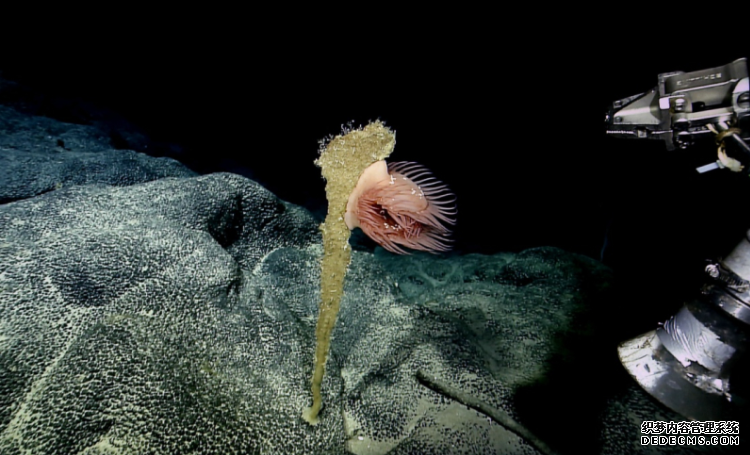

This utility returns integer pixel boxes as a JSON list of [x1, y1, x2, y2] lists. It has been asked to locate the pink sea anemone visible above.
[[344, 160, 457, 254]]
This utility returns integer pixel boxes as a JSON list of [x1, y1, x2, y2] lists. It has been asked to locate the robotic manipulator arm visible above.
[[605, 57, 750, 173], [607, 58, 750, 422]]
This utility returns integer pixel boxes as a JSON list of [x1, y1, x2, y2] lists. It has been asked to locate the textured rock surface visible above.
[[0, 171, 588, 454], [0, 100, 194, 205]]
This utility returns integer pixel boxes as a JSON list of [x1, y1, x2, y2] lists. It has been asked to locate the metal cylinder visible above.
[[618, 234, 750, 420]]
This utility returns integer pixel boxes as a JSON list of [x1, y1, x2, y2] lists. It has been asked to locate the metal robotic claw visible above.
[[606, 58, 750, 421]]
